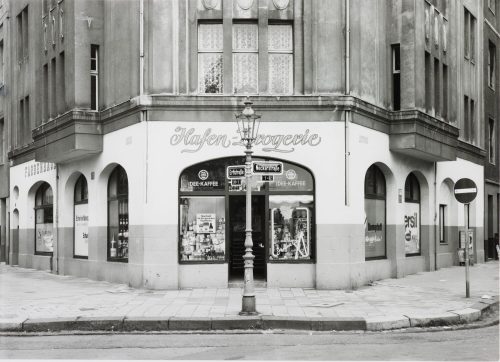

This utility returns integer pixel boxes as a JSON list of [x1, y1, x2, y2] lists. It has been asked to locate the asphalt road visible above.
[[0, 325, 499, 360]]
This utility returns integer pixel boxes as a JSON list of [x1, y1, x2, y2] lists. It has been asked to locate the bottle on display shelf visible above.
[[110, 236, 117, 258]]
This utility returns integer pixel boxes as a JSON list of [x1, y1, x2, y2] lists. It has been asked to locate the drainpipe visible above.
[[139, 0, 148, 203], [344, 0, 350, 206], [434, 161, 438, 270], [53, 166, 59, 274]]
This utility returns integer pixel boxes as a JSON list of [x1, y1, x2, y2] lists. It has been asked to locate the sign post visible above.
[[454, 178, 478, 298]]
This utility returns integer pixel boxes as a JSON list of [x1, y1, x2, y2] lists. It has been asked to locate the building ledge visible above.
[[32, 110, 103, 164], [388, 110, 459, 162]]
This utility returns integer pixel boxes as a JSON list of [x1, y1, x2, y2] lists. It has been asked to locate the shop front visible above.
[[178, 157, 315, 284]]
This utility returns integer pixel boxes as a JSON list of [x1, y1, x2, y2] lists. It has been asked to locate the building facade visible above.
[[0, 0, 496, 289], [483, 0, 500, 261]]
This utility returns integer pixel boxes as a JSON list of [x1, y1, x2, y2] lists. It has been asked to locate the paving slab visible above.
[[0, 262, 498, 332]]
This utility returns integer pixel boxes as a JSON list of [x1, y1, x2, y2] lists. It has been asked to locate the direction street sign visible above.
[[454, 178, 478, 204], [261, 175, 274, 182], [227, 165, 246, 179], [252, 161, 283, 175]]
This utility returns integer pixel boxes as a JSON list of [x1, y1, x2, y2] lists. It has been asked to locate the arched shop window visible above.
[[35, 182, 54, 255], [107, 166, 129, 262], [404, 173, 421, 256], [74, 175, 89, 258], [364, 165, 386, 260], [179, 157, 315, 264]]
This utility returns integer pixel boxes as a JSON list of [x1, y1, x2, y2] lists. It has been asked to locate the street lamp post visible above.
[[235, 97, 261, 315]]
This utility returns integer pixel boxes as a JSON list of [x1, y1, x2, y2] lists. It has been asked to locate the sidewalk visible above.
[[0, 262, 498, 332]]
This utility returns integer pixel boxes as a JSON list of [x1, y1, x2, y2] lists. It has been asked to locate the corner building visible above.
[[2, 0, 495, 289]]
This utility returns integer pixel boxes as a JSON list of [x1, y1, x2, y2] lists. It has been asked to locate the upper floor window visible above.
[[488, 41, 496, 89], [16, 6, 29, 63], [464, 8, 476, 62], [489, 118, 496, 164], [392, 44, 401, 111], [197, 22, 293, 95], [90, 45, 99, 111]]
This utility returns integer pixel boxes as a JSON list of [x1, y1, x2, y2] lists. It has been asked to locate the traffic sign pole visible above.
[[464, 204, 470, 298], [454, 178, 477, 299]]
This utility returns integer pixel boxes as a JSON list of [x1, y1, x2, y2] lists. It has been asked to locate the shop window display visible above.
[[404, 173, 421, 255], [35, 182, 54, 254], [364, 165, 386, 259], [74, 174, 89, 258], [179, 197, 225, 261], [269, 195, 313, 261], [107, 166, 129, 261]]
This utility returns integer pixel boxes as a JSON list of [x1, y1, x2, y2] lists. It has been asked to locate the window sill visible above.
[[35, 251, 53, 256], [365, 256, 387, 261], [439, 242, 448, 245], [405, 253, 422, 257], [73, 255, 88, 260], [268, 259, 315, 264], [107, 258, 128, 263], [179, 260, 226, 264], [488, 85, 495, 92]]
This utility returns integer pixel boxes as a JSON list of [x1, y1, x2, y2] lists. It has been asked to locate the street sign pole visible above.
[[464, 203, 470, 298], [453, 178, 477, 299]]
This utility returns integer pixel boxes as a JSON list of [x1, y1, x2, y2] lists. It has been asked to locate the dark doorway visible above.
[[229, 195, 266, 280]]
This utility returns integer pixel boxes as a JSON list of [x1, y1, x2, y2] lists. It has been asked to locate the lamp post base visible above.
[[240, 296, 258, 315]]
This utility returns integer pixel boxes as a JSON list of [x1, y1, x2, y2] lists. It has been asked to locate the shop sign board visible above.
[[227, 165, 246, 179], [252, 161, 283, 175], [74, 204, 89, 257], [454, 178, 477, 204]]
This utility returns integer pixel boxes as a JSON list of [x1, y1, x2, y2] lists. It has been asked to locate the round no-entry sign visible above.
[[454, 178, 477, 204]]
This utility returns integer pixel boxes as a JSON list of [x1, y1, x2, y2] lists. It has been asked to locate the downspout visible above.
[[344, 0, 350, 206], [53, 166, 59, 274], [139, 0, 148, 203], [434, 162, 438, 270]]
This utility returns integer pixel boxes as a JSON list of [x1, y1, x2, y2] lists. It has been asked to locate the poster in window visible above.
[[196, 213, 216, 233], [74, 203, 89, 257], [404, 203, 420, 254], [364, 198, 386, 258], [36, 223, 54, 253]]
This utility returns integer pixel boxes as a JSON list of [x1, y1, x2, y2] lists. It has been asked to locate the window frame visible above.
[[232, 21, 259, 95], [107, 166, 129, 263], [197, 22, 224, 94], [34, 182, 54, 256], [90, 44, 99, 111], [404, 173, 421, 257], [392, 44, 401, 111], [488, 41, 496, 90], [439, 204, 447, 244], [489, 118, 496, 165], [268, 22, 294, 95], [73, 174, 89, 259], [364, 165, 387, 261]]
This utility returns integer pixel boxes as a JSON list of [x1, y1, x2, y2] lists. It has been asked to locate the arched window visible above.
[[404, 173, 421, 255], [107, 166, 128, 262], [74, 175, 89, 258], [364, 165, 386, 259], [35, 182, 54, 254]]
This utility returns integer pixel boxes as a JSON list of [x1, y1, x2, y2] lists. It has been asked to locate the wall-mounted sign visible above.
[[170, 127, 321, 153], [252, 161, 283, 175], [74, 204, 89, 257], [227, 165, 246, 179], [24, 162, 56, 178]]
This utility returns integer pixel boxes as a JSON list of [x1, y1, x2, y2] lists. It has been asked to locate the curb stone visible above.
[[2, 299, 497, 333], [405, 312, 460, 327], [365, 316, 411, 331]]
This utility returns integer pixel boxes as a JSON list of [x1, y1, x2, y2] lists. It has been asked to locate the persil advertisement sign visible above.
[[404, 203, 420, 254]]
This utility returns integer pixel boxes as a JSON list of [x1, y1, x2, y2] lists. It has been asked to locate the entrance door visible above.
[[229, 195, 266, 280]]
